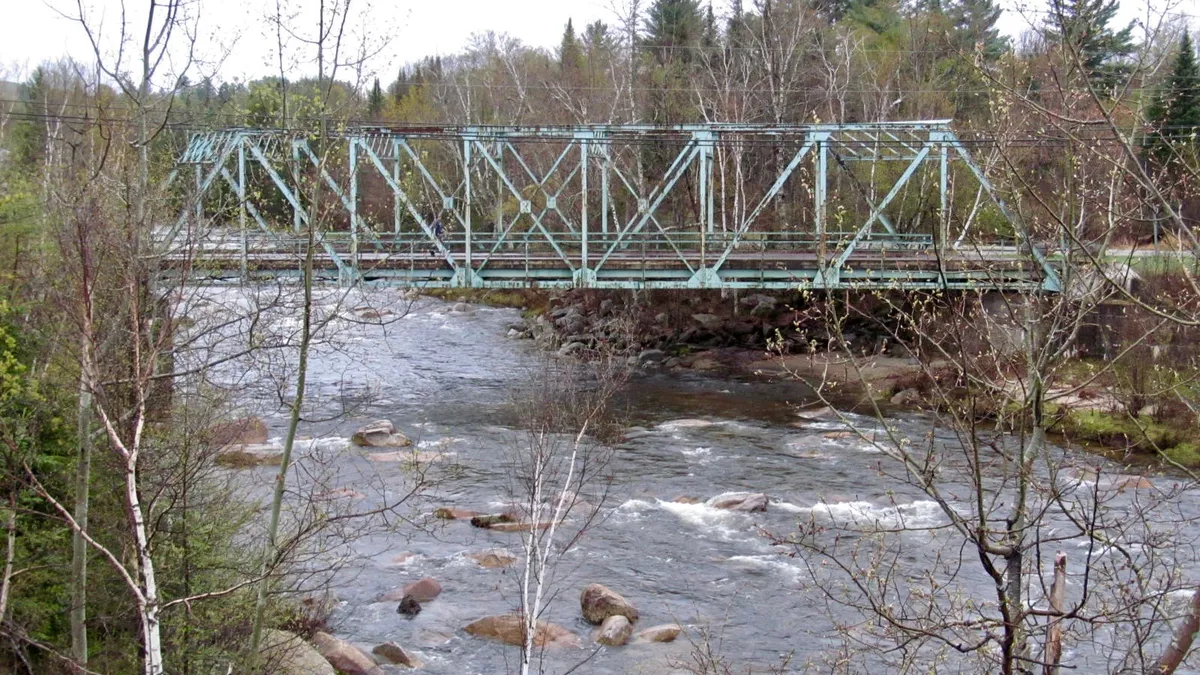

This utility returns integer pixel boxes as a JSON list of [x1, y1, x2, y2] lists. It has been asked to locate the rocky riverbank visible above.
[[493, 289, 1200, 470]]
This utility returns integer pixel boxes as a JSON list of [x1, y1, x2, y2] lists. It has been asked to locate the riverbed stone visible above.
[[451, 302, 473, 313], [258, 629, 335, 675], [310, 632, 384, 675], [468, 549, 517, 568], [558, 341, 586, 357], [372, 642, 422, 668], [470, 513, 516, 529], [692, 313, 723, 330], [638, 349, 667, 365], [1114, 475, 1155, 491], [210, 416, 269, 446], [580, 584, 639, 625], [633, 623, 683, 643], [350, 420, 412, 448], [464, 614, 580, 648], [216, 443, 284, 468], [433, 507, 480, 520], [597, 615, 632, 646], [397, 595, 421, 618], [890, 388, 923, 406], [487, 520, 558, 533], [403, 577, 442, 603], [706, 492, 768, 512]]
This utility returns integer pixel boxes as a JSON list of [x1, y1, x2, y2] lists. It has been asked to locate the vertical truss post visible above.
[[292, 140, 302, 234], [601, 143, 610, 238], [463, 138, 473, 272], [815, 132, 829, 265], [349, 137, 359, 276], [393, 137, 402, 234], [580, 136, 589, 275], [238, 139, 247, 282], [937, 130, 949, 259], [698, 130, 710, 266]]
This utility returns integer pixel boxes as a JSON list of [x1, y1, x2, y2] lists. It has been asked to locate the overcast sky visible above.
[[1, 0, 1197, 85]]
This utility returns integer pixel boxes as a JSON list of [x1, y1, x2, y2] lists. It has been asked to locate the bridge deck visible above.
[[163, 233, 1045, 290]]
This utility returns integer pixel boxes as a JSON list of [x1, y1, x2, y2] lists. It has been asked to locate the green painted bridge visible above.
[[161, 121, 1061, 292]]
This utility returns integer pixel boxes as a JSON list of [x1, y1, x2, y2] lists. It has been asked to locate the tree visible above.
[[560, 19, 583, 74], [946, 0, 1007, 64], [1146, 30, 1200, 166], [643, 0, 703, 67], [1043, 0, 1137, 90], [367, 77, 384, 118]]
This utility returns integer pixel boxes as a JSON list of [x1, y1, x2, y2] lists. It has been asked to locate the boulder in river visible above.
[[470, 513, 516, 529], [350, 420, 412, 448], [580, 584, 639, 625], [468, 549, 517, 568], [486, 520, 558, 533], [451, 302, 473, 313], [633, 623, 683, 644], [464, 614, 580, 648], [397, 595, 421, 618], [1114, 475, 1155, 492], [257, 629, 335, 675], [706, 492, 768, 512], [372, 642, 422, 668], [637, 349, 667, 365], [216, 443, 284, 468], [596, 615, 632, 646], [209, 416, 269, 446], [310, 632, 384, 675], [434, 507, 480, 520], [403, 577, 442, 603]]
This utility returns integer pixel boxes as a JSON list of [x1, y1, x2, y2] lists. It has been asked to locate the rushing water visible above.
[[190, 287, 1200, 674]]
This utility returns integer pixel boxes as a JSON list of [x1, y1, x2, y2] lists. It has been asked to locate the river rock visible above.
[[740, 293, 776, 308], [372, 642, 422, 668], [691, 356, 720, 371], [216, 443, 284, 468], [470, 514, 516, 529], [1114, 475, 1155, 491], [558, 341, 586, 357], [210, 416, 269, 446], [310, 632, 384, 675], [258, 629, 335, 675], [673, 496, 701, 504], [397, 595, 421, 618], [692, 313, 723, 330], [434, 507, 480, 520], [823, 431, 854, 440], [350, 420, 412, 448], [507, 328, 521, 339], [487, 520, 558, 533], [580, 584, 639, 625], [468, 549, 517, 568], [403, 577, 442, 602], [596, 615, 632, 646], [706, 492, 768, 512], [464, 614, 580, 648], [451, 302, 473, 313], [890, 388, 923, 406], [637, 349, 667, 365], [633, 623, 683, 643]]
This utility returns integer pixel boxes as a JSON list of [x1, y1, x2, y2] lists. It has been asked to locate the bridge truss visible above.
[[164, 121, 1060, 291]]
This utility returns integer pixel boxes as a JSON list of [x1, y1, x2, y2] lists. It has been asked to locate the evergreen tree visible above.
[[1146, 30, 1200, 165], [643, 0, 703, 66], [1043, 0, 1137, 90], [947, 0, 1007, 64], [367, 77, 384, 119], [560, 19, 584, 73]]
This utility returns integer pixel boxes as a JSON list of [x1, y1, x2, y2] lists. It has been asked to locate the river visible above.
[[192, 286, 1200, 674]]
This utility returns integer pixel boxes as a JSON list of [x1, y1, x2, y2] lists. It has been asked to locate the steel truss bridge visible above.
[[162, 121, 1061, 292]]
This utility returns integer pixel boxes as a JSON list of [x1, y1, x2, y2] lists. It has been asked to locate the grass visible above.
[[1053, 408, 1200, 468]]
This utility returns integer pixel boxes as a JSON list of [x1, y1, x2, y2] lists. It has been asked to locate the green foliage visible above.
[[1145, 30, 1200, 168], [560, 19, 584, 74], [1043, 0, 1137, 90]]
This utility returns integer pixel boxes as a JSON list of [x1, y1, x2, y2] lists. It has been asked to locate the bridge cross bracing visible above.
[[162, 121, 1061, 292]]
